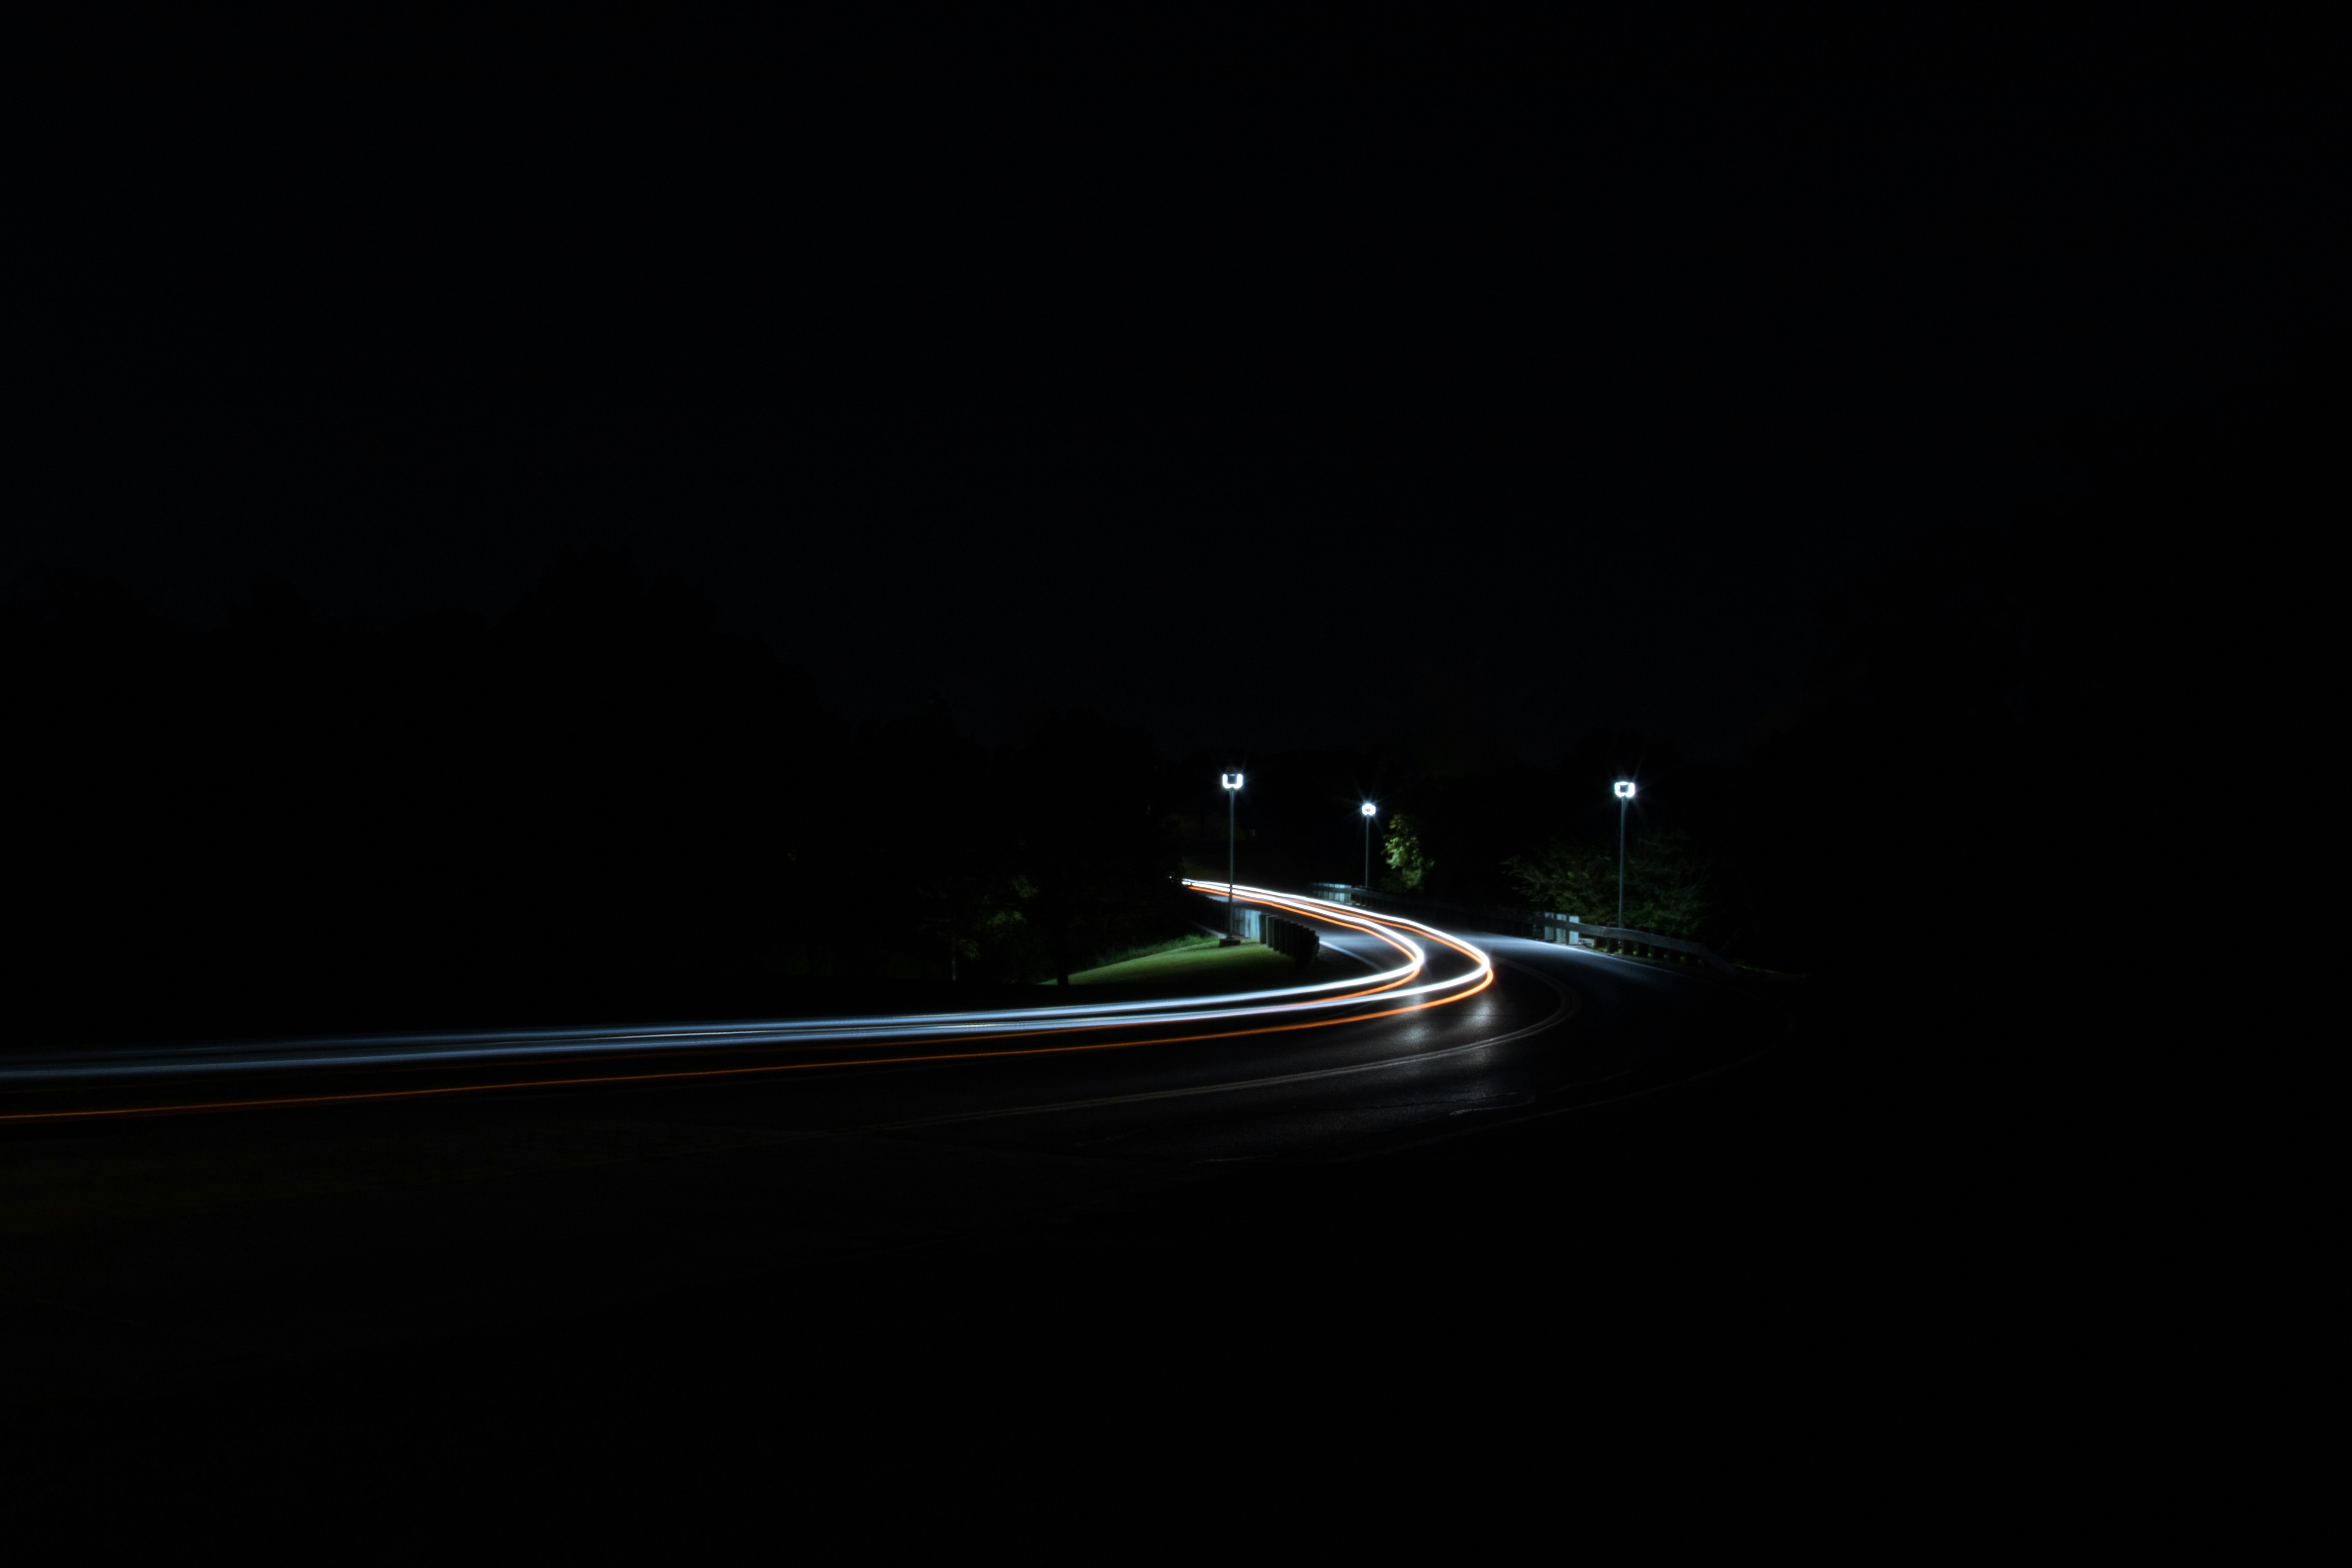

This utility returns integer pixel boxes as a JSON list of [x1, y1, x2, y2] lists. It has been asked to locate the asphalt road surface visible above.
[[6, 884, 1861, 1522], [0, 884, 1775, 1142]]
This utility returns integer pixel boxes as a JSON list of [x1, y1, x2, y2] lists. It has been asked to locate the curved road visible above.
[[1, 885, 1790, 1406], [2, 883, 1780, 1154]]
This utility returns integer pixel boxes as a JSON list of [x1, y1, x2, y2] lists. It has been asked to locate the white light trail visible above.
[[0, 886, 1491, 1087]]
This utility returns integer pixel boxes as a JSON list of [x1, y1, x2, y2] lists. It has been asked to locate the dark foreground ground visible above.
[[6, 967, 2065, 1538]]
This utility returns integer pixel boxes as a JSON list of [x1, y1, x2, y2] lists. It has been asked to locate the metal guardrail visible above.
[[1302, 883, 1735, 975]]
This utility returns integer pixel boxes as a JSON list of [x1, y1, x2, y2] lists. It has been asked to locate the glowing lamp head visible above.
[[1614, 780, 1637, 800], [1360, 802, 1377, 817], [1222, 773, 1244, 791]]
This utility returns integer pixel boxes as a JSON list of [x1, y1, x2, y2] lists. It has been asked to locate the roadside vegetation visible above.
[[0, 553, 1196, 1048], [1503, 829, 1710, 937], [7, 339, 2329, 1045], [1058, 935, 1297, 989]]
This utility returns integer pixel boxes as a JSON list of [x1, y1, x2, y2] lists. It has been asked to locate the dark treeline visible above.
[[8, 342, 2330, 1049], [1169, 737, 1759, 953], [1201, 338, 2338, 992], [2, 554, 1191, 1048]]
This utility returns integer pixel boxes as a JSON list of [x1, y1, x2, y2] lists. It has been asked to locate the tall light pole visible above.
[[1222, 773, 1245, 944], [1361, 801, 1377, 893], [1614, 780, 1637, 927]]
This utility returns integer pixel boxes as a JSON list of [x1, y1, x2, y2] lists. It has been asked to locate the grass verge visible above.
[[1058, 937, 1299, 989]]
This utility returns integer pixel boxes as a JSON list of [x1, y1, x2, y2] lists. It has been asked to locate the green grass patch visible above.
[[1088, 933, 1221, 969], [1058, 937, 1298, 989]]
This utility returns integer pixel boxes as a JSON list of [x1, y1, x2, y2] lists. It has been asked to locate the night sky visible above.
[[15, 41, 2341, 764]]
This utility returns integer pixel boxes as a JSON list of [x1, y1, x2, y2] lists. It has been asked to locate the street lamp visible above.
[[1221, 773, 1245, 944], [1360, 801, 1377, 894], [1614, 780, 1636, 927]]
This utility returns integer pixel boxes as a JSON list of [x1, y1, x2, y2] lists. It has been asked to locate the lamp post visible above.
[[1360, 801, 1377, 894], [1221, 773, 1245, 944], [1614, 780, 1636, 927]]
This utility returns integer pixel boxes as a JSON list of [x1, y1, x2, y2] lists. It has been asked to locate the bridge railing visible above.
[[1301, 883, 1735, 975]]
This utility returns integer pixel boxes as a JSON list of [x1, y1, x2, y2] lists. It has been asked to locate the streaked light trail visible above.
[[0, 886, 1492, 1120]]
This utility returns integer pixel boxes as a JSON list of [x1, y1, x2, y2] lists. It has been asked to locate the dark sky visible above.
[[14, 49, 2341, 763]]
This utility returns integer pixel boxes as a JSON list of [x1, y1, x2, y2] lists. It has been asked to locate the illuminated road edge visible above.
[[0, 886, 1494, 1096]]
